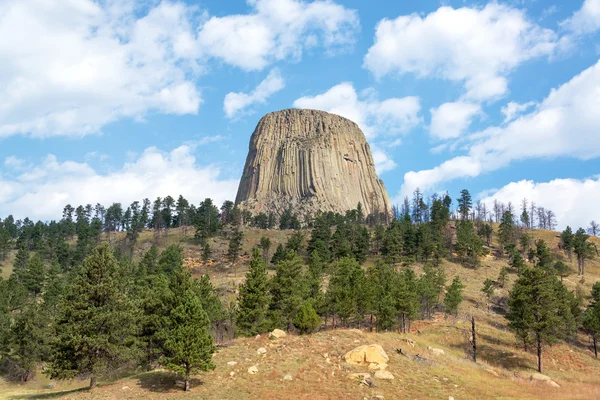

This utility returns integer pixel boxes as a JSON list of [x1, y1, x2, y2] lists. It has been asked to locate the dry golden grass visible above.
[[2, 225, 600, 399]]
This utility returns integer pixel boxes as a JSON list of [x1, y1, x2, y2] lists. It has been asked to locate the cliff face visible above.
[[235, 109, 392, 220]]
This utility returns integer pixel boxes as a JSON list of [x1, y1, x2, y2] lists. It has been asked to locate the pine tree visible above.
[[270, 243, 287, 265], [573, 228, 594, 275], [560, 226, 575, 261], [457, 189, 472, 220], [162, 289, 215, 391], [506, 267, 575, 373], [5, 303, 50, 381], [227, 229, 244, 265], [13, 245, 30, 282], [158, 245, 184, 275], [293, 300, 322, 334], [46, 244, 139, 389], [22, 253, 45, 296], [202, 242, 211, 262], [583, 282, 600, 357], [455, 220, 484, 267], [259, 236, 271, 263], [237, 249, 270, 336], [481, 279, 495, 303], [418, 262, 446, 319], [326, 257, 364, 327], [498, 267, 508, 288], [444, 276, 464, 316], [498, 210, 516, 253], [269, 252, 306, 330]]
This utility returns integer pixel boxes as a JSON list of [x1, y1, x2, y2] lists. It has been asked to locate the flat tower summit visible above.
[[235, 108, 392, 220]]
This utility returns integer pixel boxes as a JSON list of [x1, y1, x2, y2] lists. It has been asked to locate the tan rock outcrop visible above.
[[235, 109, 392, 220], [344, 344, 389, 366]]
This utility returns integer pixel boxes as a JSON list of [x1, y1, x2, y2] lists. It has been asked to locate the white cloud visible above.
[[293, 82, 421, 175], [501, 101, 536, 123], [429, 101, 481, 140], [480, 177, 600, 230], [0, 0, 205, 138], [371, 145, 397, 175], [0, 0, 357, 138], [364, 3, 558, 100], [0, 146, 239, 221], [198, 0, 359, 70], [396, 59, 600, 198], [562, 0, 600, 35], [224, 68, 285, 118], [293, 82, 421, 139]]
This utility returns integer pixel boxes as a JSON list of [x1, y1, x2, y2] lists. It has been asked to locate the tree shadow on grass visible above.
[[136, 371, 204, 393], [476, 344, 531, 370], [7, 387, 89, 399]]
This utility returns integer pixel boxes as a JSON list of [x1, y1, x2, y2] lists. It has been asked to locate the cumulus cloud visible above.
[[293, 82, 421, 139], [364, 3, 558, 100], [0, 0, 357, 138], [397, 59, 600, 197], [562, 0, 600, 35], [429, 102, 481, 140], [224, 68, 285, 118], [293, 82, 421, 175], [198, 0, 359, 70], [501, 101, 536, 124], [479, 177, 600, 230], [0, 145, 239, 221], [0, 0, 204, 138]]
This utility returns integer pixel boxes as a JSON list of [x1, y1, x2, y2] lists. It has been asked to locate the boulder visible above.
[[530, 373, 551, 382], [374, 370, 394, 380], [347, 372, 371, 380], [344, 344, 389, 366], [284, 374, 293, 381], [257, 347, 267, 355], [227, 361, 238, 367], [270, 329, 287, 339], [368, 363, 388, 371], [427, 346, 445, 356], [248, 365, 259, 374]]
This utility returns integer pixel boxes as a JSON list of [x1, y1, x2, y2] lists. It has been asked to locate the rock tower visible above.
[[235, 109, 392, 220]]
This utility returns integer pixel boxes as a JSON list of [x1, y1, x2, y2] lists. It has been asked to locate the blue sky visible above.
[[0, 0, 599, 229]]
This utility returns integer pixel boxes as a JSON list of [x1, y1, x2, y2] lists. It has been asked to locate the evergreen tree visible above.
[[293, 300, 322, 334], [22, 253, 45, 296], [139, 245, 159, 276], [259, 236, 271, 263], [46, 244, 139, 389], [573, 228, 594, 275], [13, 245, 30, 282], [285, 230, 304, 252], [0, 226, 9, 261], [237, 249, 270, 336], [498, 267, 508, 288], [268, 252, 306, 330], [418, 262, 446, 319], [162, 289, 215, 391], [396, 267, 420, 333], [506, 267, 575, 373], [5, 303, 50, 381], [270, 243, 287, 265], [457, 189, 472, 220], [326, 257, 364, 327], [444, 276, 464, 316], [481, 279, 495, 303], [498, 210, 517, 252], [202, 242, 211, 262], [560, 226, 574, 261], [158, 245, 184, 275], [583, 282, 600, 357], [227, 229, 244, 265], [455, 220, 484, 267]]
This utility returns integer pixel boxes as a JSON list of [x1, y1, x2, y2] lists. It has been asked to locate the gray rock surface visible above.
[[235, 109, 392, 220]]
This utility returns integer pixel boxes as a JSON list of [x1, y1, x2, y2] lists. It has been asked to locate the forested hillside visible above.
[[1, 189, 600, 399]]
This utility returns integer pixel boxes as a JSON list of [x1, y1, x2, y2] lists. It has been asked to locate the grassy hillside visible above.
[[1, 225, 600, 399]]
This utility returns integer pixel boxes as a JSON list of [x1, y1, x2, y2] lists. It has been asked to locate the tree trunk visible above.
[[90, 376, 97, 390], [472, 316, 477, 363], [369, 313, 373, 332], [184, 378, 190, 392], [594, 337, 598, 358], [537, 334, 543, 373]]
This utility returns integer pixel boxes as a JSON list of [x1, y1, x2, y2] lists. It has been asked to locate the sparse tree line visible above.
[[0, 187, 599, 390]]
